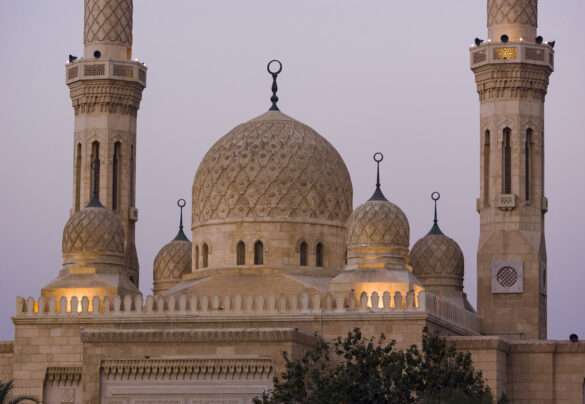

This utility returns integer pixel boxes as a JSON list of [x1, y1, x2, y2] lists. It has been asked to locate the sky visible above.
[[0, 1, 583, 341]]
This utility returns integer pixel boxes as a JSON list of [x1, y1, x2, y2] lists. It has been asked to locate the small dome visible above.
[[153, 239, 191, 291], [62, 207, 124, 255], [410, 232, 464, 279], [192, 110, 352, 225], [346, 200, 409, 248]]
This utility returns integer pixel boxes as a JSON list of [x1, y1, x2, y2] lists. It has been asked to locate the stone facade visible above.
[[1, 1, 582, 403]]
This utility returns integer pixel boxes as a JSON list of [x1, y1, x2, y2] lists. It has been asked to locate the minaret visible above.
[[65, 0, 146, 287], [471, 0, 553, 339]]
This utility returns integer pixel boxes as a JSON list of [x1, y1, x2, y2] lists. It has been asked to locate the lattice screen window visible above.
[[90, 141, 100, 199], [195, 245, 199, 269], [503, 128, 512, 194], [112, 142, 121, 210], [316, 243, 324, 267], [492, 261, 523, 293]]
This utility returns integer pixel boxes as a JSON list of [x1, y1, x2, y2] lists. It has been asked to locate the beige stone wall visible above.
[[192, 220, 346, 271], [449, 336, 585, 403], [0, 341, 14, 382]]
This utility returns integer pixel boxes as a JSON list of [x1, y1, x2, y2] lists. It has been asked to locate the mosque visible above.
[[1, 0, 584, 403]]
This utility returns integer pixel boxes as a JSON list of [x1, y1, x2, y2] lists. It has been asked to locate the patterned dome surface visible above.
[[62, 207, 124, 254], [192, 111, 352, 224], [153, 240, 192, 282], [410, 233, 464, 278], [346, 200, 409, 248]]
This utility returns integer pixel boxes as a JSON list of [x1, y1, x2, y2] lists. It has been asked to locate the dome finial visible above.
[[428, 192, 444, 235], [267, 60, 282, 111], [368, 152, 388, 201], [86, 159, 104, 208], [173, 199, 189, 241]]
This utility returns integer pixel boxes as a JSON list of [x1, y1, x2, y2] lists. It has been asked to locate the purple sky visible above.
[[0, 1, 583, 340]]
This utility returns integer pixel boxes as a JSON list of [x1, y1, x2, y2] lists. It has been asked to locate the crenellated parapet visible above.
[[15, 290, 481, 335]]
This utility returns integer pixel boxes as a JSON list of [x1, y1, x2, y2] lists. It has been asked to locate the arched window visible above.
[[90, 141, 100, 199], [195, 245, 200, 269], [202, 243, 208, 268], [112, 141, 121, 210], [236, 241, 245, 265], [525, 129, 532, 201], [502, 128, 512, 194], [254, 241, 263, 265], [316, 243, 324, 267], [75, 143, 81, 211], [299, 241, 308, 266], [130, 145, 135, 206], [483, 130, 490, 206]]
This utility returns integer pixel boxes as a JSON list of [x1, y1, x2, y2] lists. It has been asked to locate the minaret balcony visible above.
[[470, 42, 554, 71], [65, 58, 147, 87]]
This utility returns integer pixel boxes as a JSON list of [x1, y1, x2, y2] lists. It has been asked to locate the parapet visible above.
[[15, 290, 481, 335]]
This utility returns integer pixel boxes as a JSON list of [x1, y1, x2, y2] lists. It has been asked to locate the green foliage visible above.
[[0, 380, 39, 404], [255, 328, 493, 404]]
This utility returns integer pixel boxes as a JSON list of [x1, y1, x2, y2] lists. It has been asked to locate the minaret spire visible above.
[[267, 60, 282, 111], [427, 192, 443, 235], [368, 152, 387, 201], [173, 199, 190, 241]]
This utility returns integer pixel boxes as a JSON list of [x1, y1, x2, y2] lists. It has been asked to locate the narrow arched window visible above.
[[75, 143, 81, 211], [130, 145, 135, 206], [316, 243, 324, 267], [112, 141, 121, 210], [254, 241, 263, 265], [90, 141, 100, 199], [483, 130, 490, 206], [525, 129, 532, 201], [236, 241, 245, 265], [502, 128, 512, 194], [195, 245, 200, 269], [202, 243, 208, 268], [300, 241, 308, 266]]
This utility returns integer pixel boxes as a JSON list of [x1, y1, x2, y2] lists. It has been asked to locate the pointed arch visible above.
[[525, 128, 533, 201], [254, 240, 264, 265], [299, 241, 308, 266], [202, 243, 209, 268], [315, 243, 324, 267], [112, 141, 121, 210], [502, 128, 512, 194], [483, 130, 490, 206], [75, 143, 82, 211], [195, 245, 200, 269], [90, 141, 100, 199], [236, 241, 245, 265]]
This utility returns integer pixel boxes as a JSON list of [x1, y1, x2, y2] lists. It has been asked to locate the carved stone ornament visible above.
[[346, 200, 409, 248], [487, 0, 537, 27], [153, 239, 192, 281], [62, 207, 124, 254], [192, 111, 352, 225], [84, 0, 133, 45], [410, 233, 464, 278]]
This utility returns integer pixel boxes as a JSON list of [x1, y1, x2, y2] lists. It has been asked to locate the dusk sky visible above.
[[0, 1, 583, 340]]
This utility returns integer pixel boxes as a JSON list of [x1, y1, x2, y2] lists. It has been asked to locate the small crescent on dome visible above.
[[267, 59, 283, 75], [373, 152, 384, 163], [177, 199, 186, 208], [431, 192, 440, 201]]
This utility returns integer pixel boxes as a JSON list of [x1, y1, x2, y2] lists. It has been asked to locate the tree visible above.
[[0, 380, 39, 404], [255, 328, 493, 404]]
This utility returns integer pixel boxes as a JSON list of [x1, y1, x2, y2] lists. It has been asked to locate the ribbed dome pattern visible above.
[[346, 200, 409, 248], [62, 207, 124, 255], [153, 239, 192, 282], [192, 111, 352, 224], [410, 233, 464, 278]]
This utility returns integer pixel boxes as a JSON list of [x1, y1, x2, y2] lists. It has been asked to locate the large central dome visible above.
[[192, 110, 352, 224]]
